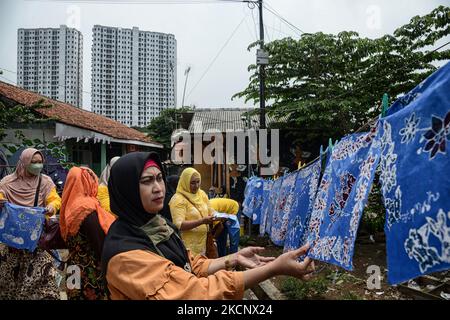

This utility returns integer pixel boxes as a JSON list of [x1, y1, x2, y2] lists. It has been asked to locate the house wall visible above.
[[193, 162, 212, 192], [2, 127, 58, 147]]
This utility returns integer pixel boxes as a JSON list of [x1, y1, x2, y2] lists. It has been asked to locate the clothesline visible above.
[[292, 115, 380, 174], [243, 60, 450, 285]]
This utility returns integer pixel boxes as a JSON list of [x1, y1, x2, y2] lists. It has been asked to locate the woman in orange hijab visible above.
[[59, 166, 115, 300]]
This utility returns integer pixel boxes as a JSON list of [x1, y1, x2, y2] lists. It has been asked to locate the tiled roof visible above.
[[187, 108, 289, 133], [0, 81, 162, 147]]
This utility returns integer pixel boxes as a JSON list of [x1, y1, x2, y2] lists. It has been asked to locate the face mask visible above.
[[27, 163, 43, 176]]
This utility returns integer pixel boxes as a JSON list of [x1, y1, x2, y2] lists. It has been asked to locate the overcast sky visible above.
[[0, 0, 448, 111]]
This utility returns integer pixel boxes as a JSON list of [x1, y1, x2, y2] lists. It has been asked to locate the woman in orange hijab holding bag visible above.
[[59, 166, 115, 300]]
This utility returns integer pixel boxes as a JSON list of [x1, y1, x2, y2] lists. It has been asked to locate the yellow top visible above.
[[0, 187, 61, 215], [169, 189, 213, 255], [46, 188, 61, 213], [97, 184, 112, 214], [209, 198, 239, 215]]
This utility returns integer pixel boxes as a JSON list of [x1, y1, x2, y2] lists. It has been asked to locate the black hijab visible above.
[[101, 152, 191, 277], [160, 175, 179, 222]]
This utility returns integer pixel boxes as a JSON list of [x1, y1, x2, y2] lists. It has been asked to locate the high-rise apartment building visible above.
[[91, 25, 176, 127], [17, 25, 83, 107]]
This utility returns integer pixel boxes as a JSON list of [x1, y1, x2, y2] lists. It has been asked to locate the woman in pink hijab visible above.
[[0, 147, 62, 299]]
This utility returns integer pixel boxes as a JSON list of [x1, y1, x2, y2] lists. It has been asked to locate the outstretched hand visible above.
[[236, 246, 276, 269], [270, 244, 315, 280]]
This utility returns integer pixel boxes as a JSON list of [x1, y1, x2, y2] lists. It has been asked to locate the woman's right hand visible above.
[[201, 215, 216, 225], [269, 244, 315, 280]]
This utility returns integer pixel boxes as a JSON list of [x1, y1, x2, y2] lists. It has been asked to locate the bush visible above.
[[361, 178, 385, 234], [280, 277, 328, 300]]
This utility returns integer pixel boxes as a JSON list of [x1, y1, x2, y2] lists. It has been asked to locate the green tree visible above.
[[234, 6, 450, 149], [0, 99, 50, 140], [0, 99, 74, 169], [146, 107, 191, 148]]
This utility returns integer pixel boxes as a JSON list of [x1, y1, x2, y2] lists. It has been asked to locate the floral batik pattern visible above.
[[0, 203, 46, 252], [270, 172, 299, 246], [258, 180, 273, 236], [379, 62, 450, 285], [283, 159, 321, 252], [307, 128, 381, 270], [66, 232, 108, 300], [261, 177, 283, 237], [242, 177, 264, 224]]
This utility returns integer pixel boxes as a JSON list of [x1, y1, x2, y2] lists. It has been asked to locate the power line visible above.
[[263, 24, 292, 38], [25, 0, 249, 4], [0, 67, 17, 74], [185, 12, 249, 101], [263, 2, 305, 37], [264, 22, 270, 42], [243, 5, 258, 42], [250, 4, 260, 43]]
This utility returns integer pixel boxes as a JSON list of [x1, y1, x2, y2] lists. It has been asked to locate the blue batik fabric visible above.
[[378, 62, 450, 285], [307, 127, 381, 270], [242, 176, 256, 219], [251, 178, 265, 225], [242, 177, 264, 222], [283, 159, 322, 252], [270, 172, 299, 246], [0, 202, 46, 252], [263, 177, 284, 237], [259, 179, 274, 235]]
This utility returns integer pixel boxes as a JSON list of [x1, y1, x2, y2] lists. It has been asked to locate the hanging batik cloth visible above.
[[242, 176, 264, 223], [261, 177, 283, 237], [0, 202, 46, 251], [378, 62, 450, 285], [270, 172, 299, 246], [259, 179, 273, 235], [284, 159, 322, 252], [251, 178, 265, 225], [307, 128, 381, 270], [242, 176, 255, 219]]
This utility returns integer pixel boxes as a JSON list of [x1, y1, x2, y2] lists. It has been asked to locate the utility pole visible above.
[[257, 0, 266, 130], [256, 0, 268, 177]]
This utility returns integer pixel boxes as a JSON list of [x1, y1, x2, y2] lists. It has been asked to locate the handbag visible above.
[[38, 217, 67, 250], [205, 222, 224, 259], [205, 224, 219, 259], [36, 175, 67, 250]]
